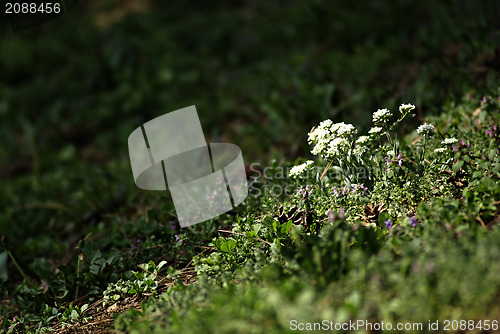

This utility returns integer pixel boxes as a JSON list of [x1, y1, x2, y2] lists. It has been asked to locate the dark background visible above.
[[0, 0, 499, 277]]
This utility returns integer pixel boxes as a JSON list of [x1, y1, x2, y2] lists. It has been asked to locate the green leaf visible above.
[[452, 160, 464, 173], [157, 260, 168, 272], [220, 239, 236, 253], [488, 149, 497, 161], [280, 220, 293, 235]]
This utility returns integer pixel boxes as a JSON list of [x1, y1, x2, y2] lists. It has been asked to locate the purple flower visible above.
[[131, 238, 142, 251], [169, 221, 176, 231], [342, 185, 349, 195], [327, 210, 335, 222], [485, 126, 497, 138], [409, 216, 417, 227], [384, 219, 392, 229], [338, 207, 345, 219], [333, 187, 339, 197], [481, 96, 487, 106], [175, 235, 183, 243]]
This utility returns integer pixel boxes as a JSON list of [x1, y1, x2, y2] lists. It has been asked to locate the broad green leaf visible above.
[[280, 220, 293, 235], [452, 160, 464, 173], [220, 239, 236, 253]]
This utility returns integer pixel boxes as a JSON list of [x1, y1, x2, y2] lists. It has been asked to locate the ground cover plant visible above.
[[1, 0, 499, 333]]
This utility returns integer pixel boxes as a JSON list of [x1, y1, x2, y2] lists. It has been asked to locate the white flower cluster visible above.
[[289, 160, 314, 178], [308, 120, 357, 158], [368, 126, 383, 134], [441, 137, 458, 145], [372, 108, 393, 124], [356, 136, 370, 144], [307, 119, 332, 144], [416, 123, 434, 135], [353, 145, 367, 156], [399, 103, 416, 114], [434, 147, 446, 153], [332, 122, 357, 137], [326, 137, 349, 157]]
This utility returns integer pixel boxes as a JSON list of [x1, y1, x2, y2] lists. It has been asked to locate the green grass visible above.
[[0, 1, 499, 333]]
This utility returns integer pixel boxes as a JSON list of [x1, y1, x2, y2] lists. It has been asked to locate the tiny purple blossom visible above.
[[338, 207, 345, 219], [327, 210, 335, 222], [409, 216, 417, 227], [342, 185, 348, 195], [169, 221, 176, 230], [384, 219, 392, 229], [481, 96, 487, 106]]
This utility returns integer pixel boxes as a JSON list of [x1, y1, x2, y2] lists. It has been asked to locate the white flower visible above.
[[308, 121, 332, 144], [441, 137, 458, 145], [326, 137, 348, 158], [416, 123, 434, 134], [356, 136, 370, 144], [333, 122, 357, 137], [309, 120, 357, 158], [434, 147, 446, 153], [311, 139, 328, 156], [368, 126, 383, 134], [289, 160, 314, 178], [353, 145, 367, 156], [386, 149, 395, 156], [399, 103, 415, 114], [372, 108, 393, 124]]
